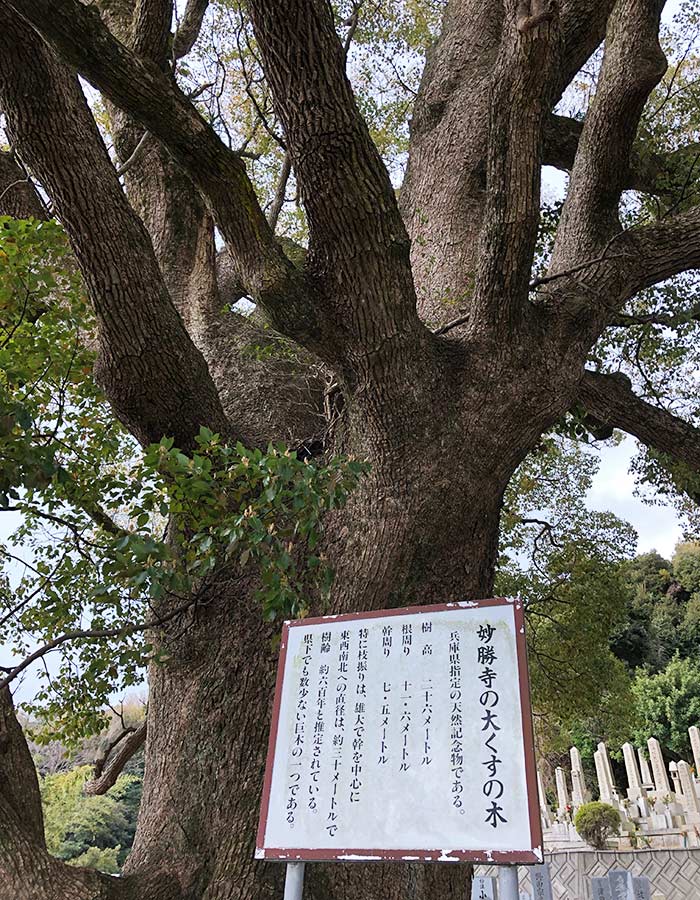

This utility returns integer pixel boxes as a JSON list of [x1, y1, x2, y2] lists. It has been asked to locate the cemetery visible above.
[[473, 727, 700, 899]]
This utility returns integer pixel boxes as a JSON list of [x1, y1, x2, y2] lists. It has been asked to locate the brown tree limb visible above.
[[0, 599, 195, 692], [132, 0, 172, 66], [266, 152, 291, 232], [247, 0, 425, 363], [554, 0, 616, 103], [6, 0, 317, 346], [577, 369, 700, 473], [0, 8, 233, 450], [173, 0, 209, 60], [543, 114, 700, 196], [0, 149, 48, 219], [623, 204, 700, 295], [85, 721, 147, 795], [472, 0, 561, 331], [551, 0, 667, 274]]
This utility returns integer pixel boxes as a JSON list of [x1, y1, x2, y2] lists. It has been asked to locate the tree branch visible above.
[[0, 149, 48, 219], [471, 0, 561, 331], [6, 0, 316, 346], [173, 0, 209, 60], [247, 0, 425, 363], [132, 0, 172, 66], [84, 721, 147, 795], [550, 0, 667, 274], [543, 114, 700, 196], [577, 370, 700, 473], [0, 599, 195, 692], [0, 8, 233, 450], [623, 203, 700, 296]]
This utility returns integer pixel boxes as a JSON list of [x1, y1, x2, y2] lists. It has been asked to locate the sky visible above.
[[588, 438, 682, 558]]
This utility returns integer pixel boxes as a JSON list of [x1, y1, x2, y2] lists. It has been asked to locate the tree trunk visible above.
[[124, 360, 564, 900]]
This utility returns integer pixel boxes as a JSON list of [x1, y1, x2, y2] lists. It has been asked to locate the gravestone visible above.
[[471, 875, 497, 900], [647, 738, 671, 797], [555, 767, 570, 818], [571, 745, 590, 807], [591, 877, 614, 900], [530, 863, 553, 900], [609, 869, 634, 900], [677, 760, 700, 819], [638, 748, 654, 789], [595, 749, 614, 805], [537, 770, 552, 828], [623, 742, 645, 801], [633, 876, 652, 900], [690, 725, 700, 775]]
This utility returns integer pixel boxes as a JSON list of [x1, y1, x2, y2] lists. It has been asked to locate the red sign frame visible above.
[[256, 597, 543, 864]]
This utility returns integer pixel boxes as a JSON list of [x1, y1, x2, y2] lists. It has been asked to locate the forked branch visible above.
[[85, 721, 147, 795], [5, 0, 316, 345]]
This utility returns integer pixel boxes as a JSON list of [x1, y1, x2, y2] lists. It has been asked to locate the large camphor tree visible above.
[[1, 0, 700, 898]]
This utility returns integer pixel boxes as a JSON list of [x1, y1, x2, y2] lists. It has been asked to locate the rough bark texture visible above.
[[2, 0, 700, 899]]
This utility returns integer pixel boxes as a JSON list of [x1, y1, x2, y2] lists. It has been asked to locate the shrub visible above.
[[574, 802, 621, 849]]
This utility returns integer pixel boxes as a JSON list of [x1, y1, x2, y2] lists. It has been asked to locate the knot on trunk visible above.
[[516, 0, 558, 34]]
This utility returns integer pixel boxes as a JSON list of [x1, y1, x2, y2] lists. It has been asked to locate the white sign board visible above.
[[256, 598, 541, 863]]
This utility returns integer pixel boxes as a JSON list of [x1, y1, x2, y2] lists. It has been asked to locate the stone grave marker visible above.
[[609, 869, 634, 900], [591, 877, 613, 900], [622, 742, 645, 800], [647, 738, 671, 796], [690, 725, 700, 775], [632, 876, 652, 900], [471, 876, 497, 900], [638, 748, 654, 789], [530, 863, 553, 900], [677, 760, 700, 818], [555, 767, 570, 818]]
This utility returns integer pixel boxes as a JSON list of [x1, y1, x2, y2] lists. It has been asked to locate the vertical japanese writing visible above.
[[400, 679, 412, 771], [477, 623, 507, 829], [378, 681, 391, 765], [309, 638, 330, 812], [449, 630, 464, 809], [326, 629, 349, 836], [287, 632, 313, 826], [350, 627, 368, 802], [421, 678, 433, 766], [382, 624, 392, 657], [402, 623, 412, 655]]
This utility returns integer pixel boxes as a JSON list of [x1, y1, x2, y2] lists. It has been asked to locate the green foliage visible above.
[[68, 845, 120, 875], [631, 655, 700, 758], [40, 765, 141, 871], [498, 436, 637, 751], [611, 544, 700, 672], [0, 219, 368, 742], [574, 802, 621, 850]]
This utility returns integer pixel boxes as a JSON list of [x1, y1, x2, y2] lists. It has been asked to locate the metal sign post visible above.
[[283, 862, 305, 900], [498, 865, 520, 900]]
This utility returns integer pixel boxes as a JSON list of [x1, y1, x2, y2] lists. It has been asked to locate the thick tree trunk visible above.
[[124, 354, 566, 900]]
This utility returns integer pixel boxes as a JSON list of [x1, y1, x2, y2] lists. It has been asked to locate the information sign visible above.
[[256, 598, 541, 863]]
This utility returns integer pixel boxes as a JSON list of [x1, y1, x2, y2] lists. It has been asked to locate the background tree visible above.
[[1, 2, 700, 900]]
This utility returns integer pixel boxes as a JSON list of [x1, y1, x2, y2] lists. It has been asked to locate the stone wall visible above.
[[477, 848, 700, 900]]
